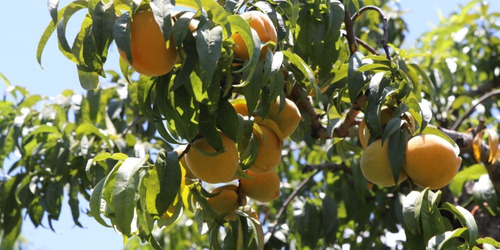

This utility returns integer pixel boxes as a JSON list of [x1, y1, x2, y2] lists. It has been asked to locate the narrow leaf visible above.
[[37, 0, 88, 67], [151, 0, 174, 42], [48, 0, 60, 23], [77, 67, 99, 90], [486, 128, 499, 164], [282, 51, 316, 90], [440, 203, 479, 245], [112, 157, 147, 236], [154, 150, 182, 216], [113, 13, 132, 64], [472, 130, 483, 163], [196, 25, 223, 89], [89, 178, 111, 227], [388, 128, 408, 185]]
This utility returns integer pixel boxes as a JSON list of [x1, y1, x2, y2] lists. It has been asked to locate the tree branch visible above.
[[302, 162, 353, 175], [267, 169, 321, 241], [342, 2, 358, 54], [121, 115, 140, 137], [288, 84, 329, 139], [466, 76, 500, 96], [331, 94, 367, 138], [451, 88, 500, 130], [440, 127, 500, 204], [350, 5, 391, 61], [356, 37, 379, 55]]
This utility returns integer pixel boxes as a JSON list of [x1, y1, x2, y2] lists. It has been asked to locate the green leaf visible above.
[[22, 125, 61, 144], [113, 12, 132, 64], [268, 51, 284, 100], [0, 177, 23, 250], [112, 156, 147, 236], [440, 203, 479, 245], [408, 63, 435, 99], [347, 52, 367, 102], [89, 177, 112, 227], [48, 0, 60, 23], [427, 228, 468, 250], [322, 195, 338, 245], [151, 0, 174, 42], [75, 123, 111, 148], [401, 191, 421, 234], [388, 127, 408, 185], [282, 51, 316, 90], [86, 153, 129, 178], [77, 66, 100, 90], [449, 164, 487, 197], [451, 96, 472, 111], [91, 2, 115, 59], [357, 63, 391, 72], [241, 61, 264, 116], [199, 104, 223, 152], [18, 94, 42, 110], [227, 14, 259, 74], [152, 150, 181, 216], [196, 25, 223, 92], [68, 177, 83, 227], [56, 13, 79, 63], [477, 237, 500, 248], [382, 117, 403, 141], [171, 25, 197, 91], [421, 190, 446, 243], [216, 100, 239, 141], [37, 0, 88, 67], [178, 0, 229, 29], [28, 198, 44, 227]]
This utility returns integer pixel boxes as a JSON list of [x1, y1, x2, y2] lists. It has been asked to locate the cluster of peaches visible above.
[[359, 107, 462, 189], [119, 9, 277, 77], [173, 98, 301, 218]]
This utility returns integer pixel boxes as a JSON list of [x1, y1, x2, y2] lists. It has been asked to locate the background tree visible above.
[[0, 0, 499, 249]]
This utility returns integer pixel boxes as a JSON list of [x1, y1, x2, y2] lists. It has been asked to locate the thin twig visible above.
[[466, 77, 500, 96], [451, 88, 500, 130], [302, 162, 353, 175], [350, 5, 391, 61], [332, 93, 367, 138], [356, 37, 379, 55], [342, 2, 358, 54], [267, 169, 321, 239], [121, 115, 140, 137]]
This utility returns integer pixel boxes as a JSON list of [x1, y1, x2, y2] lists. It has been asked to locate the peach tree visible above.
[[0, 0, 499, 249]]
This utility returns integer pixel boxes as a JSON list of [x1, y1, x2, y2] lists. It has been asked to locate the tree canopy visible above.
[[1, 0, 500, 249]]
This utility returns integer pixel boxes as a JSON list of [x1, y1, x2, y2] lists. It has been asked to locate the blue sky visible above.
[[0, 0, 498, 249]]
